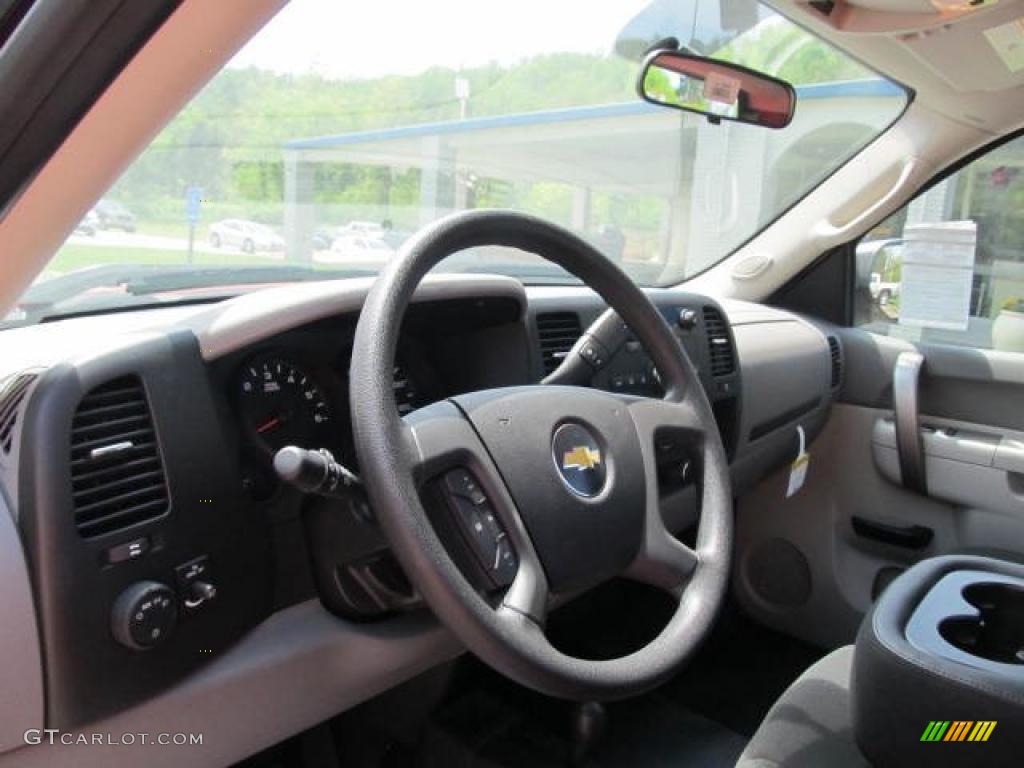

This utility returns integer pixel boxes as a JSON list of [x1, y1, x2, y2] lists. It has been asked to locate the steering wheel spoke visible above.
[[621, 396, 707, 594], [626, 518, 699, 596], [499, 554, 550, 627], [401, 400, 487, 483], [403, 400, 549, 624], [624, 391, 706, 436]]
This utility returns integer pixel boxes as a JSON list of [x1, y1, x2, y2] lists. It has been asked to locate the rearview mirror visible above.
[[638, 50, 796, 129]]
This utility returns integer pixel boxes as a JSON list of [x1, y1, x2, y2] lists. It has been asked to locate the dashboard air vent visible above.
[[536, 312, 582, 376], [0, 372, 36, 454], [702, 307, 735, 378], [827, 336, 842, 389], [70, 377, 168, 538]]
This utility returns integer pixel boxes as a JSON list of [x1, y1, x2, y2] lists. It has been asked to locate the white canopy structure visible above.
[[283, 81, 904, 276]]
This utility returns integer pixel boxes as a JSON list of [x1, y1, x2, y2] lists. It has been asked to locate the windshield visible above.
[[8, 0, 905, 326]]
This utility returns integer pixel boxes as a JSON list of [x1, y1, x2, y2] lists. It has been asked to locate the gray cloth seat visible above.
[[735, 646, 869, 768]]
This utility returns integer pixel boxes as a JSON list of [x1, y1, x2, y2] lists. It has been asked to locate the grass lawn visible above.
[[49, 244, 282, 274], [45, 244, 349, 277]]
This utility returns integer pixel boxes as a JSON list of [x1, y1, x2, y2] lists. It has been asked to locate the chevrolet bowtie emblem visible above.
[[562, 445, 602, 471]]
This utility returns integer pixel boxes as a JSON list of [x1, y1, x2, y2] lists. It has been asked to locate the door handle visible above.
[[893, 351, 927, 494]]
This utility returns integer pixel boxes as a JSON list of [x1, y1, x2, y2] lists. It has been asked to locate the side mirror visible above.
[[638, 49, 796, 129]]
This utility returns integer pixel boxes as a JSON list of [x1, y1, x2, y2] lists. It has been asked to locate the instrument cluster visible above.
[[231, 342, 440, 473], [236, 355, 334, 457]]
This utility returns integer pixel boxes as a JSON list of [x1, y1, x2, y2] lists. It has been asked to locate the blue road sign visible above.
[[186, 186, 202, 226]]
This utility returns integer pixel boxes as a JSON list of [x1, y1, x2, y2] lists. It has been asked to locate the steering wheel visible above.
[[350, 210, 732, 701]]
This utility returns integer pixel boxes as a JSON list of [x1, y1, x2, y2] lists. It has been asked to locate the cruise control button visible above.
[[451, 497, 500, 570], [492, 536, 517, 587], [442, 469, 517, 588], [479, 506, 502, 537], [444, 468, 488, 505]]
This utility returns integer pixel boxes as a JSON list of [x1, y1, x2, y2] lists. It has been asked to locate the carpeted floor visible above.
[[420, 687, 746, 768], [234, 582, 827, 768]]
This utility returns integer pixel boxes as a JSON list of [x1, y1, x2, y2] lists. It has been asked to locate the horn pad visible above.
[[452, 386, 646, 593]]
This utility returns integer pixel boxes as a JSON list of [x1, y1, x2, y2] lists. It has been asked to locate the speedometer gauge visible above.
[[237, 356, 331, 454]]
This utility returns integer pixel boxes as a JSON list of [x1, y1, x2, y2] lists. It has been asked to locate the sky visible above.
[[229, 0, 657, 79]]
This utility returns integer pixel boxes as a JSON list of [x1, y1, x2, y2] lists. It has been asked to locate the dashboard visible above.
[[216, 295, 526, 494], [0, 275, 842, 761]]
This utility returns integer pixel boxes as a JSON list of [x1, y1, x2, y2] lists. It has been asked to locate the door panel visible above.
[[733, 328, 1024, 649], [841, 329, 1024, 432]]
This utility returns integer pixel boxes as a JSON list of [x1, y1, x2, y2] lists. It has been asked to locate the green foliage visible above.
[[108, 22, 869, 238], [642, 66, 676, 104], [113, 53, 636, 217], [715, 18, 874, 84]]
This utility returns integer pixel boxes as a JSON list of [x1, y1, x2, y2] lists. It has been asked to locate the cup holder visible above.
[[938, 582, 1024, 665]]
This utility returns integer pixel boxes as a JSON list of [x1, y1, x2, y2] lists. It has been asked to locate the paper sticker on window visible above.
[[984, 17, 1024, 73], [703, 71, 740, 105], [898, 221, 977, 332]]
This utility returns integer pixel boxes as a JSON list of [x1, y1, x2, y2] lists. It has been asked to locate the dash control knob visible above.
[[677, 308, 699, 330], [111, 581, 178, 651], [185, 581, 217, 610]]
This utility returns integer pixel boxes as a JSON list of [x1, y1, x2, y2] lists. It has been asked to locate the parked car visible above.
[[321, 234, 394, 265], [338, 220, 384, 237], [855, 238, 903, 291], [380, 228, 411, 250], [311, 226, 339, 251], [859, 240, 904, 306], [90, 199, 136, 232], [870, 272, 901, 306], [71, 209, 100, 236], [208, 219, 285, 253]]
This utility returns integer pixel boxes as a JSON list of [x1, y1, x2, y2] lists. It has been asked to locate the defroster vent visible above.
[[70, 377, 168, 538], [703, 306, 735, 377], [536, 312, 582, 376], [0, 372, 36, 454]]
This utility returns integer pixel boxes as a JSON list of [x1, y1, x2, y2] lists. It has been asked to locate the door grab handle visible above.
[[893, 351, 927, 494], [852, 516, 933, 550]]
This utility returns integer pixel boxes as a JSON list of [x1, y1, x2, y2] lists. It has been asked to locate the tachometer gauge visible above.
[[237, 356, 332, 454]]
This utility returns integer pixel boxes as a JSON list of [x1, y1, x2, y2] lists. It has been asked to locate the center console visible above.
[[853, 555, 1024, 766]]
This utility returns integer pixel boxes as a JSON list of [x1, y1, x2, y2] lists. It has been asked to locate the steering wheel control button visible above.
[[442, 469, 516, 588], [552, 423, 608, 498], [444, 468, 488, 506], [492, 536, 517, 586], [111, 581, 178, 651]]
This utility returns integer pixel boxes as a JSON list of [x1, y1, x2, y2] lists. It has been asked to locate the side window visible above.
[[854, 134, 1024, 353]]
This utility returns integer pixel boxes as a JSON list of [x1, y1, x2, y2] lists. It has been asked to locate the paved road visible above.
[[67, 230, 280, 258], [65, 229, 393, 273]]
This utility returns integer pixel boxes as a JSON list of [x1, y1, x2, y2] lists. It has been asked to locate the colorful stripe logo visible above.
[[921, 721, 996, 742]]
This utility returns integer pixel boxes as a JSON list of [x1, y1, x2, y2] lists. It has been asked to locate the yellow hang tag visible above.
[[786, 425, 810, 498]]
